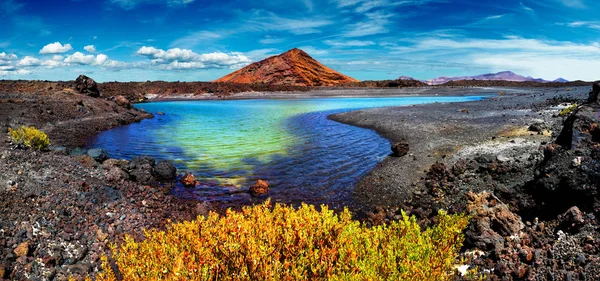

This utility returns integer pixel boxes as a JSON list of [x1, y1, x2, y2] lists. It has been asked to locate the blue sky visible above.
[[0, 0, 599, 82]]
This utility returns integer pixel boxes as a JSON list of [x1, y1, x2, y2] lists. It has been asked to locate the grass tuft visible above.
[[8, 126, 50, 150]]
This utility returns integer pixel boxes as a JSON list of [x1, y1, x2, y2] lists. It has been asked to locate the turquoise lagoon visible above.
[[88, 96, 484, 207]]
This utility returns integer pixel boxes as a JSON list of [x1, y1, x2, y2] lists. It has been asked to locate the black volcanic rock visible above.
[[75, 75, 100, 97]]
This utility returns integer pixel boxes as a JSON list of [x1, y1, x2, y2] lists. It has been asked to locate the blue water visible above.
[[88, 96, 484, 207]]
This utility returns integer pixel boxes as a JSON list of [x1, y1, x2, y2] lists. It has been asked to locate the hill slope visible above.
[[215, 48, 358, 86]]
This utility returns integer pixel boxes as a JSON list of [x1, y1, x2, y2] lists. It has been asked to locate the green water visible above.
[[89, 96, 484, 205]]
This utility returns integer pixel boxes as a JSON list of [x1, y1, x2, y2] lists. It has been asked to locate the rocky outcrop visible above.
[[74, 75, 100, 97], [464, 192, 525, 251], [530, 81, 600, 216], [215, 48, 358, 86]]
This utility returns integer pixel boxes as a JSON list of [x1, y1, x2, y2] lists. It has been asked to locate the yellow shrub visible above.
[[559, 104, 578, 116], [8, 126, 50, 150], [93, 201, 469, 281]]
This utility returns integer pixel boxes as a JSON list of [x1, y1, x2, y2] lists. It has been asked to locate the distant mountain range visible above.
[[407, 71, 569, 85], [215, 48, 358, 86]]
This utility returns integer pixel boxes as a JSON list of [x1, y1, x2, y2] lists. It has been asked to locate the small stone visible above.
[[96, 229, 108, 242], [14, 241, 30, 257], [497, 155, 512, 162], [180, 172, 196, 186], [528, 122, 546, 132], [87, 148, 109, 163], [391, 139, 409, 157], [519, 247, 533, 262], [249, 179, 269, 196], [559, 206, 585, 230], [0, 263, 6, 278], [572, 156, 583, 167]]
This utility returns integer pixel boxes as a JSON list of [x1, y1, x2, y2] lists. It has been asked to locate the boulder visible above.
[[102, 159, 130, 171], [126, 156, 156, 185], [528, 122, 546, 133], [391, 139, 409, 157], [114, 95, 131, 108], [105, 167, 129, 182], [130, 164, 155, 185], [74, 75, 100, 97], [587, 81, 600, 104], [153, 160, 177, 181], [87, 148, 109, 163], [249, 179, 269, 196], [180, 172, 196, 186], [127, 156, 155, 170]]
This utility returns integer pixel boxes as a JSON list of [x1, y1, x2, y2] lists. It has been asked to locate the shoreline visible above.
[[2, 82, 599, 280], [143, 86, 518, 102], [329, 86, 584, 208]]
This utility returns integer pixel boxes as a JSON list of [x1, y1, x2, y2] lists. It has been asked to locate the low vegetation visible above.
[[8, 126, 50, 150], [90, 201, 469, 281], [559, 104, 578, 116]]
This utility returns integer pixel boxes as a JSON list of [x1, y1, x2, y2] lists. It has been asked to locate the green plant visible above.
[[8, 126, 50, 150], [90, 200, 469, 281], [559, 104, 578, 116]]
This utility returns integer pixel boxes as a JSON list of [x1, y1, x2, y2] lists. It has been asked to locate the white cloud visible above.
[[51, 55, 64, 61], [324, 39, 376, 47], [64, 52, 96, 65], [0, 52, 17, 60], [64, 52, 120, 67], [39, 42, 73, 54], [565, 21, 600, 30], [137, 46, 251, 69], [84, 45, 97, 53], [17, 56, 41, 66]]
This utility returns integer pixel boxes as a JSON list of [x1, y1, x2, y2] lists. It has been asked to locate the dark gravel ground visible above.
[[330, 86, 587, 209], [333, 85, 600, 280], [1, 82, 596, 281]]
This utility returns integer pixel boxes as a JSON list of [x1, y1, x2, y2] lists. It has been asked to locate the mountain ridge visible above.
[[425, 71, 568, 85]]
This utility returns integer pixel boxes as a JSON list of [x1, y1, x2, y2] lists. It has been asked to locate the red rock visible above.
[[114, 95, 131, 108], [180, 172, 196, 186], [215, 48, 358, 86], [13, 241, 30, 257], [0, 263, 6, 279], [249, 179, 269, 196]]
